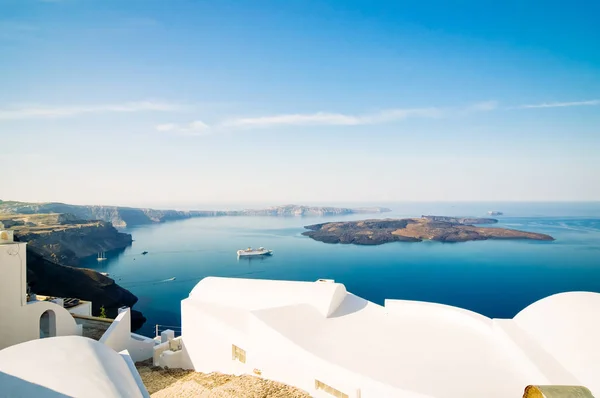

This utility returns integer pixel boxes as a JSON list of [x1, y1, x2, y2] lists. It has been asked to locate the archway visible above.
[[39, 310, 57, 338]]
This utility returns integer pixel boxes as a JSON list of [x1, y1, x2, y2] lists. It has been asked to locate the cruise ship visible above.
[[237, 247, 273, 257]]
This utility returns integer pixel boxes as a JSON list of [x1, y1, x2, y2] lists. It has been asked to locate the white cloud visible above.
[[155, 123, 178, 132], [188, 120, 209, 130], [155, 120, 211, 136], [0, 101, 182, 120], [221, 107, 445, 129], [158, 101, 495, 134], [518, 100, 600, 109], [223, 112, 361, 128]]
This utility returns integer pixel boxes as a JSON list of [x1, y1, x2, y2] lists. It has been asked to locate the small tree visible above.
[[99, 305, 107, 318]]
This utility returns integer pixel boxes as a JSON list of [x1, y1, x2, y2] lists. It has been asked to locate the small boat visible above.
[[142, 251, 148, 255], [97, 252, 107, 261], [237, 247, 273, 257], [100, 272, 109, 277]]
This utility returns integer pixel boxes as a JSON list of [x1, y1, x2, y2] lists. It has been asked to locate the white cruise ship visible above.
[[237, 247, 273, 257]]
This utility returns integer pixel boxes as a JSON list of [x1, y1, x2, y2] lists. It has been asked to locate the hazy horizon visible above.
[[2, 198, 599, 213], [1, 1, 599, 203]]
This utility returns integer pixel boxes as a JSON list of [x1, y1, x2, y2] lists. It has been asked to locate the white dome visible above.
[[0, 336, 146, 398], [514, 291, 600, 394]]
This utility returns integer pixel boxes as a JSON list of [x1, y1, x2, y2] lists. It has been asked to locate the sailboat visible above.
[[97, 251, 107, 261]]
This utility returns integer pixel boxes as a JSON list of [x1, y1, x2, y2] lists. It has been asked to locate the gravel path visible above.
[[136, 361, 310, 398]]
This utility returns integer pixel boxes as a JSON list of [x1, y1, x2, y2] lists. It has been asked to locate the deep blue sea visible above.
[[81, 202, 600, 337]]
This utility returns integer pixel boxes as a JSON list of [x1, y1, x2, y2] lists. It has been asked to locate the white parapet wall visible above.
[[99, 308, 155, 362], [119, 350, 152, 398], [153, 334, 193, 369], [67, 301, 93, 317]]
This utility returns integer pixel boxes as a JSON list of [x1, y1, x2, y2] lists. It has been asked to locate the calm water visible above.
[[81, 202, 600, 337]]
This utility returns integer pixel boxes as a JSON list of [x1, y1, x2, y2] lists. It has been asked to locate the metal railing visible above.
[[155, 324, 182, 338]]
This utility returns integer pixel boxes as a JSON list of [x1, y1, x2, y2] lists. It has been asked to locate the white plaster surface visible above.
[[67, 301, 93, 316], [180, 277, 600, 398], [99, 308, 155, 362], [0, 336, 147, 397], [514, 291, 600, 393], [0, 243, 79, 350]]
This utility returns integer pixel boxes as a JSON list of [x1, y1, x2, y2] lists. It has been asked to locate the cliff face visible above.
[[10, 215, 132, 266], [25, 249, 146, 329], [0, 200, 391, 227], [2, 212, 145, 330]]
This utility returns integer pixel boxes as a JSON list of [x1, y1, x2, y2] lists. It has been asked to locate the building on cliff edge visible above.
[[153, 276, 599, 398], [0, 233, 155, 397]]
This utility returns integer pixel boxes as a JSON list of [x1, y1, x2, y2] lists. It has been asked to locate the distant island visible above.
[[0, 200, 391, 228], [303, 217, 554, 245], [421, 215, 498, 224]]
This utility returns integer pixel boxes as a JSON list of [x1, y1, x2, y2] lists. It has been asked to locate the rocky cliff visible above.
[[303, 218, 555, 245], [0, 200, 391, 227], [2, 213, 145, 329], [25, 249, 146, 329], [10, 214, 133, 266]]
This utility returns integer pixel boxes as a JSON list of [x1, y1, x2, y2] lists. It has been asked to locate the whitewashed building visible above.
[[165, 276, 599, 398], [0, 234, 153, 397], [0, 239, 82, 349]]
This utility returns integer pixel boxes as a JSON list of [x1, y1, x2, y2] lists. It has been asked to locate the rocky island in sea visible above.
[[303, 217, 555, 245], [0, 212, 146, 329]]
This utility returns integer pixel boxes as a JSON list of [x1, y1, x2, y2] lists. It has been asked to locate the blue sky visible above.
[[1, 0, 599, 206]]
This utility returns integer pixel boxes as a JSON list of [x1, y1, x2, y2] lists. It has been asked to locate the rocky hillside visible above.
[[3, 213, 132, 266], [303, 218, 555, 245], [26, 249, 146, 329], [2, 213, 145, 329], [0, 200, 391, 227]]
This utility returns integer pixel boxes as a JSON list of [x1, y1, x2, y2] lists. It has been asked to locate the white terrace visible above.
[[166, 277, 600, 398]]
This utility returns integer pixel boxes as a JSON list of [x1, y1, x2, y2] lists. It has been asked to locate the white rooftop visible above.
[[0, 336, 147, 398], [188, 277, 600, 397]]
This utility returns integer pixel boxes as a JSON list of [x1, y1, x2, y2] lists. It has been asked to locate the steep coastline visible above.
[[2, 213, 146, 329], [11, 213, 133, 266], [25, 249, 146, 328], [303, 217, 555, 245], [0, 200, 391, 227]]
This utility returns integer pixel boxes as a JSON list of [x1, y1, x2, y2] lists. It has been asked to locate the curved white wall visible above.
[[514, 291, 600, 394], [0, 336, 146, 398], [385, 299, 494, 335], [190, 277, 347, 317]]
